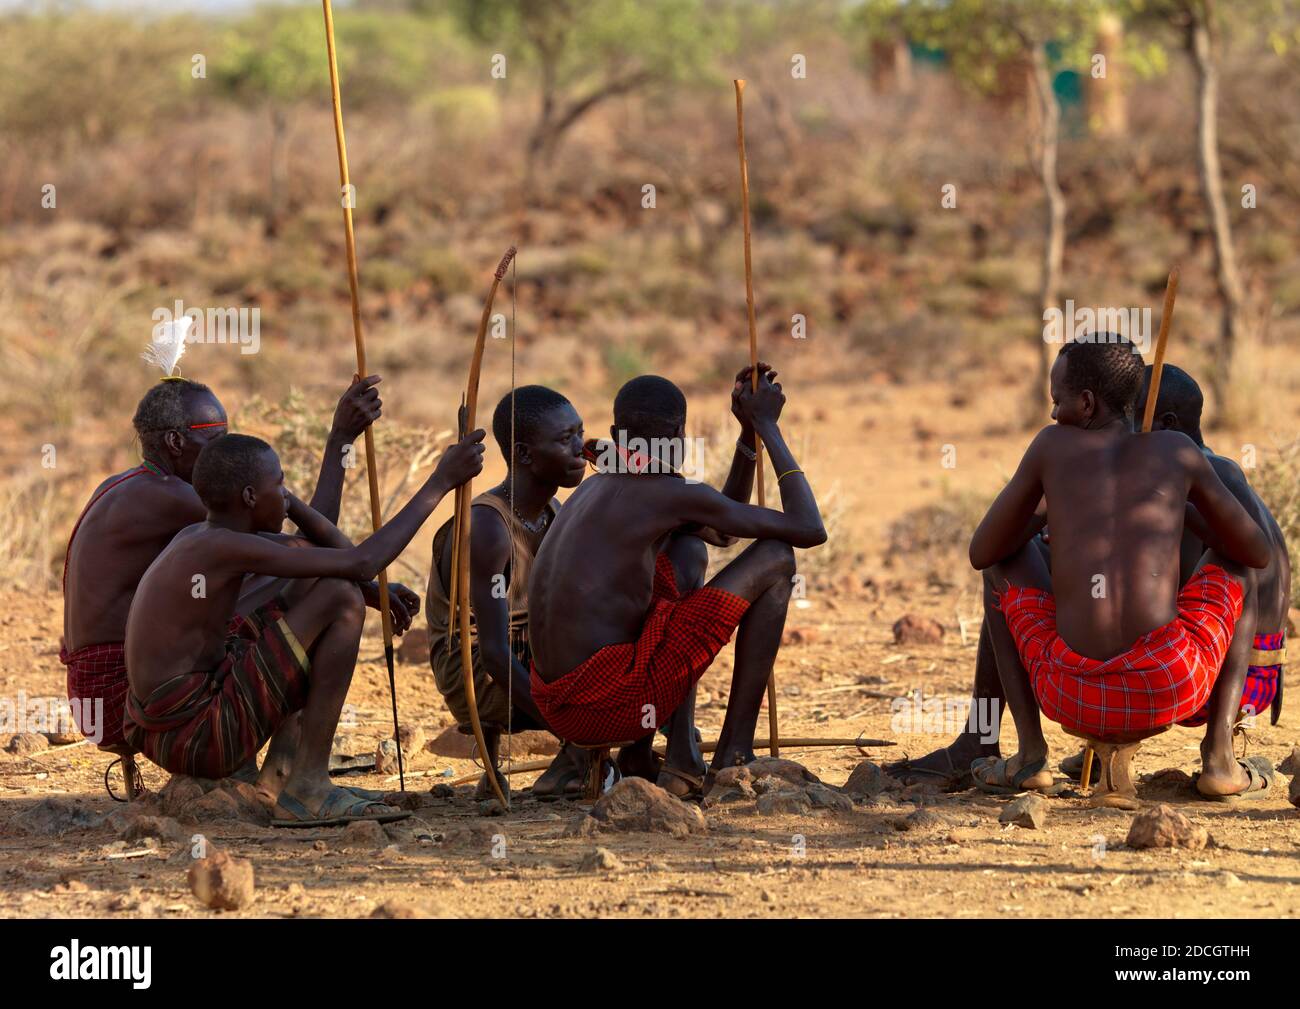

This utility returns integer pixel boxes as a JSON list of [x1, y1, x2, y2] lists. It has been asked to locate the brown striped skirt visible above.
[[124, 598, 310, 779]]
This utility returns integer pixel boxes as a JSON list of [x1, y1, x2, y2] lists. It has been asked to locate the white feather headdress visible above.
[[142, 316, 195, 379]]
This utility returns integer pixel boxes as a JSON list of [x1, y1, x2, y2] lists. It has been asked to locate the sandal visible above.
[[971, 755, 1052, 795], [1192, 756, 1277, 803], [657, 764, 706, 802], [272, 786, 411, 828]]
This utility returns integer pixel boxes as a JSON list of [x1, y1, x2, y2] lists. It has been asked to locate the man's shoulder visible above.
[[1207, 450, 1248, 487]]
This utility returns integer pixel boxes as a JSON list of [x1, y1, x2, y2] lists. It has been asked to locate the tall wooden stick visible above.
[[734, 79, 781, 758], [1081, 265, 1179, 795], [321, 0, 403, 790]]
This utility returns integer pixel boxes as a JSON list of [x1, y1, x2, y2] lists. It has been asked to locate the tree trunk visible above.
[[1028, 45, 1066, 418], [1089, 11, 1127, 138], [1188, 1, 1246, 417], [267, 104, 289, 238]]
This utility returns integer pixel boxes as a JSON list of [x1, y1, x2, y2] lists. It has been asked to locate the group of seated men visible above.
[[59, 332, 1289, 826], [61, 361, 824, 825]]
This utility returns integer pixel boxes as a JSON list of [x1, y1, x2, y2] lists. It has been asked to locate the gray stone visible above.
[[999, 793, 1048, 829], [12, 797, 103, 837]]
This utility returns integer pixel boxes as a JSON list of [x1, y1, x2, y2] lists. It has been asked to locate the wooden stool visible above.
[[1069, 727, 1166, 810], [572, 741, 634, 801]]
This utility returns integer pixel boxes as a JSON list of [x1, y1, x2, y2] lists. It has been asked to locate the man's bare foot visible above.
[[657, 762, 706, 800], [531, 744, 587, 800], [271, 784, 409, 827], [970, 752, 1052, 794], [1195, 751, 1274, 800]]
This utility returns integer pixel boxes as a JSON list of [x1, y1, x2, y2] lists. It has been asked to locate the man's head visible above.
[[1050, 334, 1144, 428], [1132, 364, 1204, 444], [492, 385, 586, 489], [132, 379, 228, 481], [192, 434, 287, 532], [612, 375, 687, 457]]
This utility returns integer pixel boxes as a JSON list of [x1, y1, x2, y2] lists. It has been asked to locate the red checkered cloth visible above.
[[531, 552, 750, 745], [123, 598, 310, 779], [996, 564, 1243, 740], [59, 642, 128, 748], [1178, 631, 1283, 728]]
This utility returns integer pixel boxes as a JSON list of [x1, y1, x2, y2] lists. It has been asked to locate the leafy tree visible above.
[[440, 0, 719, 192], [212, 6, 429, 234]]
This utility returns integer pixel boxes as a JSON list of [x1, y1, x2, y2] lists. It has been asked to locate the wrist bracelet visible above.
[[777, 468, 803, 483], [736, 437, 757, 462]]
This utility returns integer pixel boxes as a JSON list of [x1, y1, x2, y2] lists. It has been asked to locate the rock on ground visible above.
[[119, 814, 189, 846], [892, 614, 944, 645], [999, 793, 1048, 829], [11, 797, 104, 837], [591, 778, 706, 837], [396, 724, 426, 755], [339, 818, 388, 848], [580, 847, 626, 873], [842, 760, 900, 799], [188, 849, 255, 910], [6, 732, 49, 756], [425, 725, 560, 758], [804, 782, 854, 812], [1126, 804, 1210, 850], [565, 814, 601, 837], [755, 784, 813, 815], [746, 756, 821, 786], [375, 738, 401, 775]]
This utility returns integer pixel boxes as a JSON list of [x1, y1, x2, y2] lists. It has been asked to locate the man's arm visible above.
[[309, 375, 383, 524], [465, 508, 548, 724], [669, 413, 825, 548], [282, 494, 421, 632], [969, 428, 1051, 570], [227, 430, 484, 582], [1182, 440, 1270, 568]]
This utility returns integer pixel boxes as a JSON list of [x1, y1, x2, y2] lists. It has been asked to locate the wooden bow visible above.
[[734, 78, 781, 757], [448, 247, 517, 812], [320, 0, 404, 788]]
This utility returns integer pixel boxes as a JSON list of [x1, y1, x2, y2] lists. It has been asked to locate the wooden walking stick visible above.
[[320, 0, 404, 790], [1080, 265, 1180, 794], [450, 248, 517, 812], [734, 78, 781, 758]]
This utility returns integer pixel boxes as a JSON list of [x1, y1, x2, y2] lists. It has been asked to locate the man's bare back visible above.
[[972, 423, 1270, 660], [531, 367, 826, 683], [64, 471, 205, 652], [530, 471, 687, 678]]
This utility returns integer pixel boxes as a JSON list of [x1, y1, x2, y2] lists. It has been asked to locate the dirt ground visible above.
[[2, 375, 1299, 920]]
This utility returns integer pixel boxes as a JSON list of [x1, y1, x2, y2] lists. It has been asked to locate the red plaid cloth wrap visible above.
[[531, 552, 749, 745], [59, 642, 129, 748], [1178, 630, 1283, 727], [123, 598, 310, 779], [996, 564, 1243, 740]]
